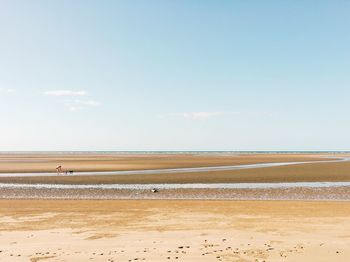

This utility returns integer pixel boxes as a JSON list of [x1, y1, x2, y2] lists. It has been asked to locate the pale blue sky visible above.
[[1, 1, 350, 151]]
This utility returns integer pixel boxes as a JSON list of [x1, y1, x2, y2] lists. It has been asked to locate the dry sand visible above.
[[0, 200, 350, 262]]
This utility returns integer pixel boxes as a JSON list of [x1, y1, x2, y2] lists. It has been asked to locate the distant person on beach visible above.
[[56, 165, 62, 175]]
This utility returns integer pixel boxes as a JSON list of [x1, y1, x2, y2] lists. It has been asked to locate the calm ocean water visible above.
[[0, 151, 349, 155]]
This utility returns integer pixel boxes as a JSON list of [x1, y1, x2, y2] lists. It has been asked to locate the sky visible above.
[[1, 0, 350, 151]]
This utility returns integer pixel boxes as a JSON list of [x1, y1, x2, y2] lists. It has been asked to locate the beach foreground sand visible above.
[[1, 200, 349, 262]]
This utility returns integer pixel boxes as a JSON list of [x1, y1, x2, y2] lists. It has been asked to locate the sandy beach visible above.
[[1, 200, 350, 262], [1, 153, 350, 261]]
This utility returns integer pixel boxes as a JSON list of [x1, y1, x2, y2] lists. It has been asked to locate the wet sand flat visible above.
[[2, 158, 350, 184], [0, 200, 350, 261], [0, 153, 333, 173]]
